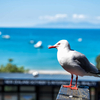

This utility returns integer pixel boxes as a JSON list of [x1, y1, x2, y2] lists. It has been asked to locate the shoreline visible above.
[[28, 70, 70, 75]]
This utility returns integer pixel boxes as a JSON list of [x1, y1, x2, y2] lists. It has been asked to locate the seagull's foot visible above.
[[70, 86, 78, 90], [63, 85, 72, 88]]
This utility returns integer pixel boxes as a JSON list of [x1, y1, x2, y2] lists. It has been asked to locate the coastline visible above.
[[28, 70, 70, 75]]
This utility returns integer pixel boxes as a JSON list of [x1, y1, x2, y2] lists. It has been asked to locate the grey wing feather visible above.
[[73, 52, 99, 74]]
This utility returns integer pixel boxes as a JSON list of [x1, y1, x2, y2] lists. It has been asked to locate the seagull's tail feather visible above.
[[98, 70, 100, 74], [95, 70, 100, 77], [87, 72, 100, 77]]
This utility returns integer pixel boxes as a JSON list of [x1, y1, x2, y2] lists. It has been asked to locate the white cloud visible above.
[[73, 14, 86, 19], [39, 14, 67, 21], [96, 16, 100, 20]]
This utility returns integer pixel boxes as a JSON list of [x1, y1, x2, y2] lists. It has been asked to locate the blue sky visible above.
[[0, 0, 100, 28]]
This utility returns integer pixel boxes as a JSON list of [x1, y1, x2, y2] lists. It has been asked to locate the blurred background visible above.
[[0, 0, 100, 100], [0, 0, 100, 72]]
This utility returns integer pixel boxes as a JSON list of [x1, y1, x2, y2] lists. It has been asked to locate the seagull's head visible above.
[[48, 40, 70, 50]]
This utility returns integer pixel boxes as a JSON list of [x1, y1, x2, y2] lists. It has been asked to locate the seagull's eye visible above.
[[57, 43, 60, 45]]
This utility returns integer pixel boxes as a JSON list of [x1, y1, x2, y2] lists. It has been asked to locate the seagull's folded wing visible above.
[[73, 52, 99, 74]]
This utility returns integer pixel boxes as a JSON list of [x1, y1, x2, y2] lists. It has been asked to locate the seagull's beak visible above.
[[48, 46, 57, 49]]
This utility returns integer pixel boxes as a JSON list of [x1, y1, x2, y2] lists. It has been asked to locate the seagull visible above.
[[48, 40, 100, 90]]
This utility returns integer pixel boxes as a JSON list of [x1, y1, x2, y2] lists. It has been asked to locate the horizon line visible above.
[[0, 27, 100, 29]]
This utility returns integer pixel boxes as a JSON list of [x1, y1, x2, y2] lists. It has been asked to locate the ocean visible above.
[[0, 28, 100, 70]]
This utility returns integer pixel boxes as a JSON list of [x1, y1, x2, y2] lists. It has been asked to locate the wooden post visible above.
[[56, 85, 90, 100]]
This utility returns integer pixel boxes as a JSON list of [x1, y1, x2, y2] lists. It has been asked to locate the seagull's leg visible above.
[[70, 75, 78, 90], [63, 74, 73, 88]]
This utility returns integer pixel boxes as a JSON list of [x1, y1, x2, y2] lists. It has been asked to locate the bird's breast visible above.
[[57, 52, 72, 67]]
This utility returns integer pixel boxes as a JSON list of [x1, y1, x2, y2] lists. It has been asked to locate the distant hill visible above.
[[35, 21, 100, 28]]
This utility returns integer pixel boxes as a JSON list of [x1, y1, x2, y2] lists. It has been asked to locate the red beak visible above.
[[48, 46, 57, 49]]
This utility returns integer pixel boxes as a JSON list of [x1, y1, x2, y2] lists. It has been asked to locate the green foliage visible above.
[[0, 59, 29, 73], [96, 55, 100, 70], [8, 58, 13, 63]]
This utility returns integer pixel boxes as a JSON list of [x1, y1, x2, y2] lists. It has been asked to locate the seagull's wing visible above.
[[73, 51, 99, 74]]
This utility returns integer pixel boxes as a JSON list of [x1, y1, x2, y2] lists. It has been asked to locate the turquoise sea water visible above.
[[0, 28, 100, 70]]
